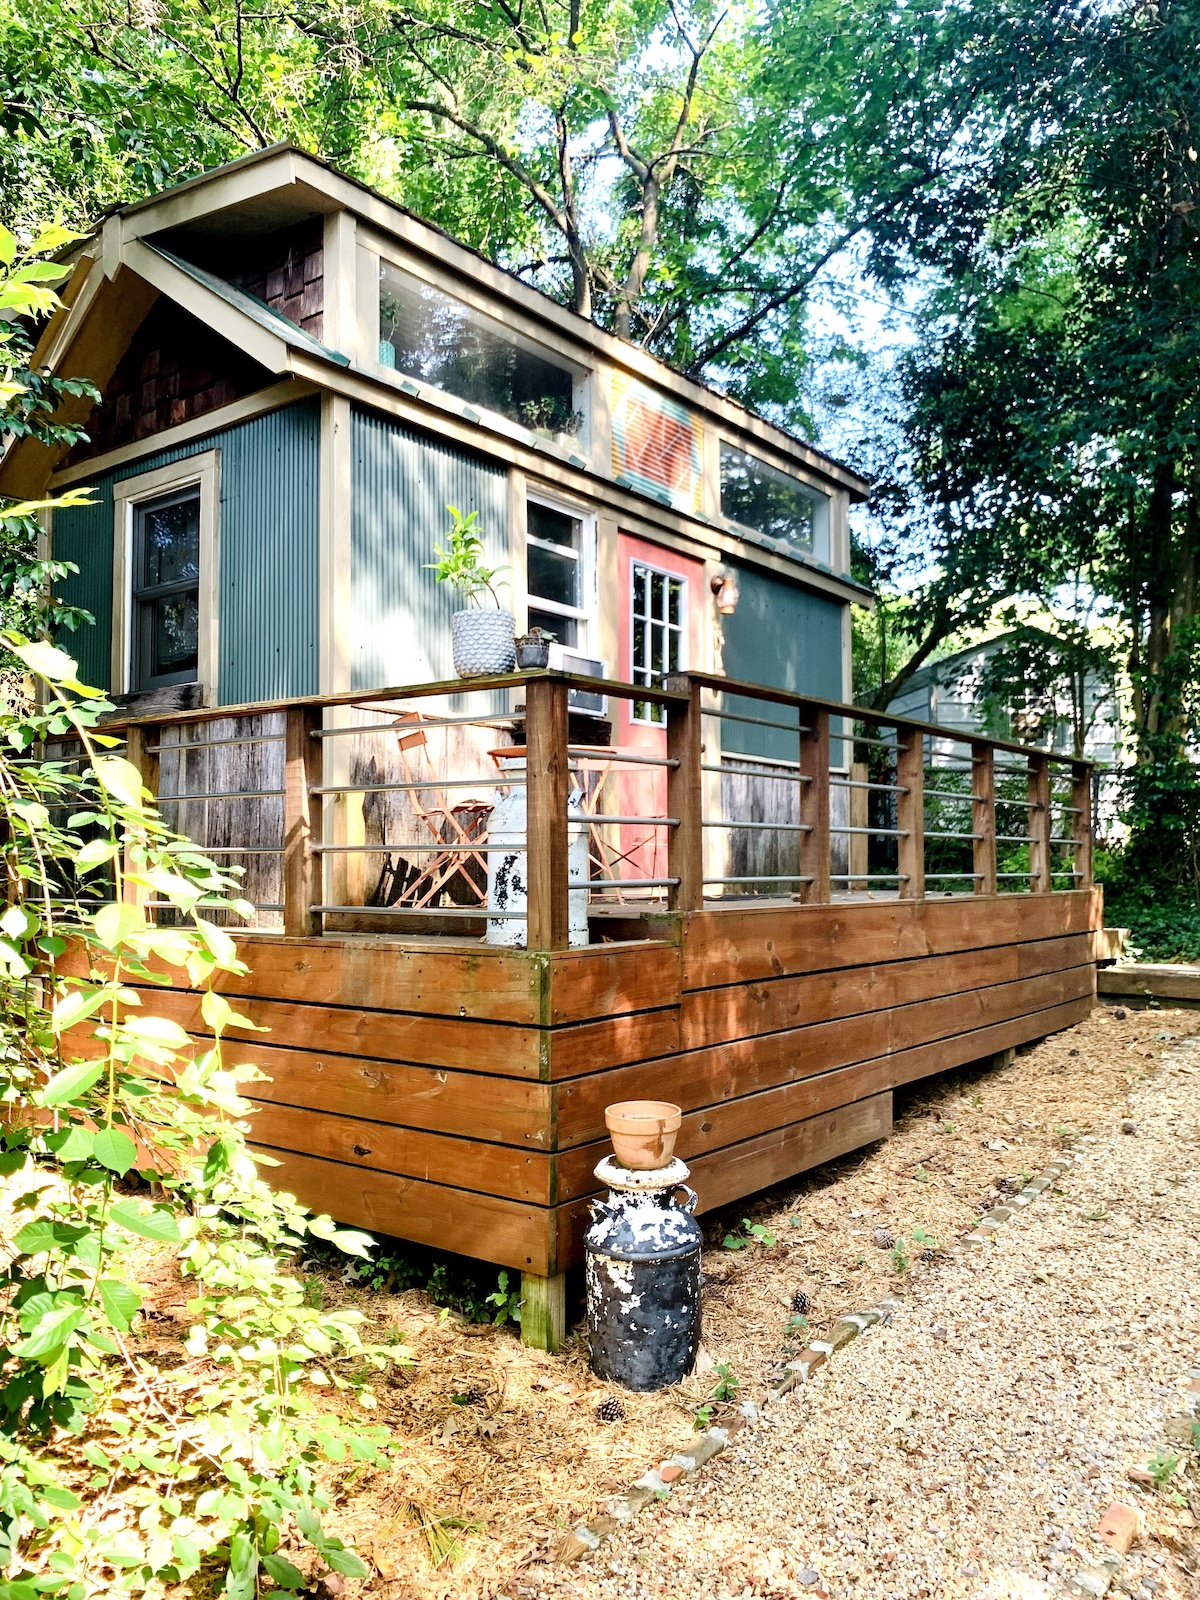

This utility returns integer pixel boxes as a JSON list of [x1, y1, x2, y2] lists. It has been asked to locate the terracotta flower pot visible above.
[[604, 1100, 682, 1171]]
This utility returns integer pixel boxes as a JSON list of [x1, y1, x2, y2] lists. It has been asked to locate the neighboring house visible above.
[[1, 144, 870, 728], [887, 635, 1121, 766]]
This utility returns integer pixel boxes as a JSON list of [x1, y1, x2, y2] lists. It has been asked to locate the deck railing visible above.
[[87, 668, 1093, 947]]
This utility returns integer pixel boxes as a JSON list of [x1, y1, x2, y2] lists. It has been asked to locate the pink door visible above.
[[603, 535, 705, 883]]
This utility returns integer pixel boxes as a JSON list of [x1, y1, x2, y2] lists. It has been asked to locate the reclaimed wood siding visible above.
[[142, 887, 1102, 1274]]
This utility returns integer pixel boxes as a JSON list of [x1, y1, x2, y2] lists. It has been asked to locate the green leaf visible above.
[[92, 756, 146, 809], [45, 1125, 95, 1162], [92, 902, 145, 950], [13, 1220, 86, 1254], [121, 1015, 189, 1048], [38, 1060, 104, 1106], [39, 1486, 81, 1511], [321, 1548, 369, 1579], [260, 1555, 306, 1590], [0, 1148, 27, 1176], [0, 224, 16, 265], [7, 639, 78, 682], [109, 1200, 183, 1243], [51, 988, 108, 1032], [17, 1302, 84, 1360], [225, 1531, 258, 1600], [76, 839, 119, 873], [92, 1127, 137, 1175]]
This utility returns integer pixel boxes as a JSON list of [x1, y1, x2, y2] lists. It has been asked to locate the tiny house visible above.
[[3, 148, 1103, 1351], [3, 144, 867, 726]]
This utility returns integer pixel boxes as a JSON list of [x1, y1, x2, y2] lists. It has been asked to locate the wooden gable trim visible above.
[[109, 145, 867, 499]]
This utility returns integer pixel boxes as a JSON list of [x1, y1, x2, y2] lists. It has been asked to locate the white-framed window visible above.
[[525, 494, 596, 653], [719, 441, 831, 565], [112, 452, 219, 699], [378, 258, 589, 448], [631, 560, 686, 724]]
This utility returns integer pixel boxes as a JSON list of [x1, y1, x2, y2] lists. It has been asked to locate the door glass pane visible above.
[[142, 497, 200, 588], [528, 503, 581, 550]]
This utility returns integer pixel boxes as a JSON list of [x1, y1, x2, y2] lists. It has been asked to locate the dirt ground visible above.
[[283, 1000, 1199, 1600]]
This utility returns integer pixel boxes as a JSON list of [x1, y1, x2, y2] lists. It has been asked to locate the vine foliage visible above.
[[0, 637, 408, 1598]]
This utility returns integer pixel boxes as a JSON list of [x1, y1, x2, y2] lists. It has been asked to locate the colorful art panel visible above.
[[611, 371, 703, 512]]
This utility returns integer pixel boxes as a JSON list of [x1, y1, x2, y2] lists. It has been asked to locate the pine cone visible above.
[[596, 1396, 625, 1423], [872, 1226, 895, 1250], [791, 1290, 811, 1315]]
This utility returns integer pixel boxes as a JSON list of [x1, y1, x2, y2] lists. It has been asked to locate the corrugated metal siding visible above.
[[351, 406, 509, 691], [216, 400, 320, 703], [50, 398, 320, 701], [719, 562, 846, 759]]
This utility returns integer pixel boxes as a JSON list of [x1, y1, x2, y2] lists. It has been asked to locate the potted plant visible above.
[[514, 625, 554, 669], [429, 505, 516, 677]]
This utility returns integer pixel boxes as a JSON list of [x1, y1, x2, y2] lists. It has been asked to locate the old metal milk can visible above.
[[585, 1156, 702, 1390]]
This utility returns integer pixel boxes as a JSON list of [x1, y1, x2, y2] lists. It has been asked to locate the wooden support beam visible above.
[[666, 675, 703, 913], [848, 761, 869, 891], [972, 741, 997, 896], [284, 705, 323, 937], [1072, 762, 1093, 889], [525, 675, 570, 950], [895, 728, 925, 899], [122, 723, 159, 908], [798, 706, 830, 903], [1027, 754, 1052, 893], [521, 1270, 567, 1352]]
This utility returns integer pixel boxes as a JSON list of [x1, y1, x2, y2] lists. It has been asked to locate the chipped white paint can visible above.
[[485, 752, 589, 947], [585, 1155, 702, 1391]]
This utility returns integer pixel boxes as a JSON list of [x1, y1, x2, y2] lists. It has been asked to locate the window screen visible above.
[[133, 488, 201, 691], [719, 443, 829, 562], [380, 262, 582, 439], [631, 562, 684, 724]]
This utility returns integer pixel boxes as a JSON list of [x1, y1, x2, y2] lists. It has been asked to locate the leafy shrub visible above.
[[0, 639, 409, 1598]]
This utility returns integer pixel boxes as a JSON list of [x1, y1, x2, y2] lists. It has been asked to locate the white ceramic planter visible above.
[[451, 608, 516, 677]]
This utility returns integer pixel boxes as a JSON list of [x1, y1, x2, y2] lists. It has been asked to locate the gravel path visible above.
[[528, 1028, 1200, 1600]]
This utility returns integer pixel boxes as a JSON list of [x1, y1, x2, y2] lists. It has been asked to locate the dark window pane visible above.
[[650, 627, 663, 676], [719, 443, 821, 552], [149, 592, 199, 679], [528, 503, 581, 549], [633, 617, 646, 673], [667, 629, 680, 672], [633, 565, 647, 617], [527, 544, 579, 610], [650, 571, 665, 620], [381, 262, 580, 437], [528, 606, 576, 647], [668, 579, 682, 628], [141, 497, 199, 589]]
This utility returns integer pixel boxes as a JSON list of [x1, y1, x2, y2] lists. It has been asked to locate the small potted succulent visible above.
[[514, 625, 554, 669], [429, 505, 515, 677]]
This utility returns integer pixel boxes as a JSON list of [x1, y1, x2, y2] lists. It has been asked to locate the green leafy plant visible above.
[[1147, 1450, 1180, 1488], [723, 1218, 777, 1250], [889, 1240, 910, 1275], [427, 505, 508, 606], [0, 638, 410, 1598], [485, 1270, 522, 1327], [713, 1363, 739, 1403], [692, 1404, 713, 1432], [913, 1166, 931, 1183]]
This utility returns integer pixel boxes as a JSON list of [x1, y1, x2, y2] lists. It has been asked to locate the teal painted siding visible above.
[[51, 398, 320, 702], [351, 406, 508, 690], [719, 561, 846, 759]]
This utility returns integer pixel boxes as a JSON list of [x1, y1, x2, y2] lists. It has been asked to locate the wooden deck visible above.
[[140, 887, 1103, 1277], [94, 667, 1103, 1345]]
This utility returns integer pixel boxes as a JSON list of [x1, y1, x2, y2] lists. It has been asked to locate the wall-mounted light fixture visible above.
[[710, 571, 740, 614]]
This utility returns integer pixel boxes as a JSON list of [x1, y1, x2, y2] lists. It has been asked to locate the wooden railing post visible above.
[[798, 706, 830, 903], [525, 675, 570, 950], [284, 705, 323, 937], [895, 727, 925, 899], [666, 675, 703, 913], [1071, 761, 1093, 889], [972, 741, 997, 895], [123, 723, 159, 909], [1027, 754, 1052, 893]]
